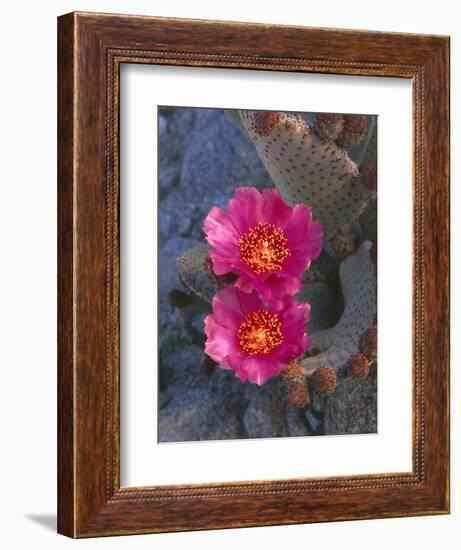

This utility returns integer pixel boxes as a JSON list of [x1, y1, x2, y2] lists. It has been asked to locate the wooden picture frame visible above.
[[57, 12, 450, 538]]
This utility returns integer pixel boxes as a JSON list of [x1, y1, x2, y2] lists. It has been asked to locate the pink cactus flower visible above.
[[204, 285, 311, 385], [203, 187, 323, 302]]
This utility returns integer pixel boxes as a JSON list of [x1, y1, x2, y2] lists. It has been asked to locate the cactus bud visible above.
[[252, 111, 281, 136], [167, 289, 192, 309], [282, 362, 310, 407], [313, 113, 345, 142], [286, 379, 310, 408], [281, 360, 304, 382], [359, 325, 377, 360], [348, 352, 370, 379], [329, 227, 357, 261], [312, 366, 337, 395], [336, 115, 367, 148]]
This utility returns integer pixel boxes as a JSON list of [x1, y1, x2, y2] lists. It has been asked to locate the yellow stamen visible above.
[[239, 222, 290, 274], [238, 310, 283, 355]]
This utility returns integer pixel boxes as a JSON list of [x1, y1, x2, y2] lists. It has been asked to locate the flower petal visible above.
[[243, 355, 287, 385], [261, 188, 292, 227], [222, 351, 248, 382], [203, 206, 239, 244], [202, 187, 323, 302], [204, 315, 239, 361], [254, 273, 301, 302], [204, 285, 311, 385], [210, 285, 244, 329], [226, 187, 264, 234]]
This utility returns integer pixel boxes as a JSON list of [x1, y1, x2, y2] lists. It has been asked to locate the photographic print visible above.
[[158, 107, 377, 443], [57, 14, 450, 535]]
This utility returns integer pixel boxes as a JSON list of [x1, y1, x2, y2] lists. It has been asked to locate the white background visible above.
[[121, 66, 412, 486], [0, 1, 458, 549]]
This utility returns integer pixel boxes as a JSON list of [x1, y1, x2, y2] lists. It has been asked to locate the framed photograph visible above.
[[57, 12, 450, 537]]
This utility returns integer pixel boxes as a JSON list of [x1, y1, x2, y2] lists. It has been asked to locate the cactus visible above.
[[359, 197, 377, 243], [354, 117, 377, 171], [313, 113, 370, 150], [327, 222, 360, 261], [239, 110, 376, 239], [175, 235, 376, 378], [300, 241, 377, 375], [177, 243, 238, 303], [359, 324, 377, 357], [335, 115, 368, 149], [176, 240, 376, 396], [302, 250, 339, 286], [176, 243, 223, 303], [312, 113, 345, 142], [170, 107, 377, 424], [295, 282, 335, 333]]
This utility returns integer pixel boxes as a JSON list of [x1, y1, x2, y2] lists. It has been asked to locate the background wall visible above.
[[0, 1, 457, 548]]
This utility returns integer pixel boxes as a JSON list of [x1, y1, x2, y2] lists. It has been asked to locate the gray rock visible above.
[[158, 235, 199, 330], [159, 164, 179, 196], [189, 307, 208, 335], [207, 366, 247, 409], [284, 404, 311, 437], [157, 107, 273, 340], [222, 109, 246, 134], [159, 209, 175, 242], [242, 380, 285, 439], [158, 390, 172, 409], [176, 203, 196, 236], [158, 107, 196, 158], [160, 186, 203, 239], [159, 337, 209, 390], [304, 409, 323, 434], [158, 107, 197, 201], [178, 109, 272, 223], [166, 107, 197, 140], [159, 114, 167, 136], [308, 387, 329, 414], [323, 366, 377, 435], [156, 106, 382, 442], [159, 388, 242, 442]]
